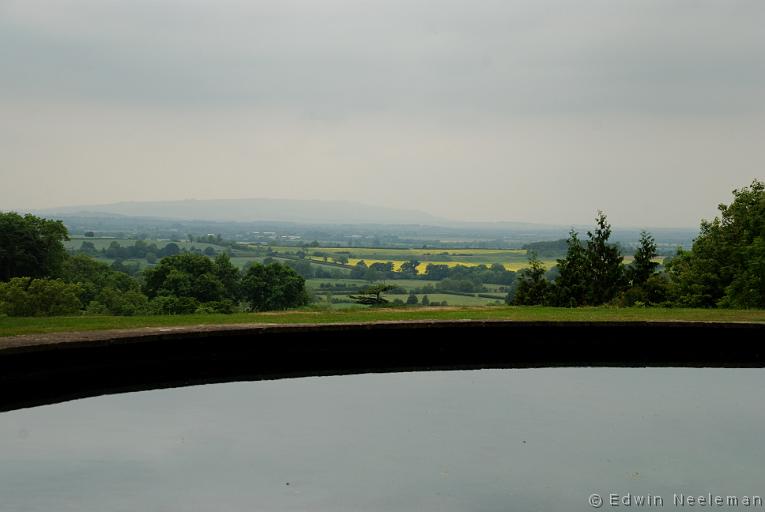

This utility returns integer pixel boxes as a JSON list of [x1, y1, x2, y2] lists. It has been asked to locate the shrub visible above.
[[149, 295, 199, 315], [195, 299, 237, 314], [0, 277, 82, 316]]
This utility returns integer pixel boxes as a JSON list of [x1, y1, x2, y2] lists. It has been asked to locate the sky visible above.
[[1, 0, 764, 228]]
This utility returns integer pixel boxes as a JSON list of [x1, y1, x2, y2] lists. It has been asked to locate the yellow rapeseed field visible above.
[[341, 258, 553, 273]]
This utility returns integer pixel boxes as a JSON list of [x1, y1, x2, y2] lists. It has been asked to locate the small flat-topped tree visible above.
[[349, 284, 396, 305]]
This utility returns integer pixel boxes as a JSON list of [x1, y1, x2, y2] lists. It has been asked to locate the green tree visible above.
[[550, 230, 590, 306], [668, 179, 765, 307], [722, 237, 765, 308], [78, 241, 98, 255], [424, 264, 450, 281], [0, 277, 82, 316], [148, 295, 200, 315], [0, 212, 69, 281], [585, 211, 624, 304], [241, 262, 308, 311], [406, 292, 419, 305], [105, 241, 123, 259], [399, 260, 420, 277], [159, 242, 180, 257], [61, 253, 143, 311], [627, 231, 658, 287], [213, 253, 241, 300], [511, 252, 550, 305], [350, 260, 368, 279], [143, 253, 231, 303], [91, 287, 149, 316], [349, 284, 396, 305]]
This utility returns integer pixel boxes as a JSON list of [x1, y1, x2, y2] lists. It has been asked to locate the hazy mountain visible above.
[[37, 198, 696, 240], [34, 199, 696, 250], [39, 198, 447, 225]]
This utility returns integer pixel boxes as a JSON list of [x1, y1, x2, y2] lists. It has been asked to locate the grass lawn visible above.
[[2, 307, 764, 337]]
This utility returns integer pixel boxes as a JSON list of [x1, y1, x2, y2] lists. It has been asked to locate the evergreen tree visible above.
[[511, 252, 550, 305], [628, 231, 658, 286], [586, 211, 624, 304], [551, 230, 590, 306]]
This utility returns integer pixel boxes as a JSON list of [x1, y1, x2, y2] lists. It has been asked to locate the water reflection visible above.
[[1, 369, 764, 511]]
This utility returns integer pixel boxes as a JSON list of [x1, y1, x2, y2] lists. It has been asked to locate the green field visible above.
[[265, 245, 546, 271], [64, 238, 225, 252], [65, 239, 564, 273], [60, 238, 647, 309], [306, 278, 508, 306], [67, 239, 649, 274], [312, 294, 500, 307], [229, 256, 265, 269], [270, 246, 527, 258], [307, 278, 507, 292], [2, 307, 764, 338], [306, 278, 442, 290]]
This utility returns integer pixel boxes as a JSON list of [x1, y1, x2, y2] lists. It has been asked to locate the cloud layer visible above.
[[2, 0, 764, 226]]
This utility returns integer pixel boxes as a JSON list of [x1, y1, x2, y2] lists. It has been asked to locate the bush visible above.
[[95, 288, 150, 316], [149, 295, 199, 315], [618, 274, 671, 307], [195, 299, 237, 314], [85, 300, 110, 315], [0, 277, 82, 316]]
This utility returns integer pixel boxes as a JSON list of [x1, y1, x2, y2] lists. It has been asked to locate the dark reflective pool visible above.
[[1, 369, 764, 511]]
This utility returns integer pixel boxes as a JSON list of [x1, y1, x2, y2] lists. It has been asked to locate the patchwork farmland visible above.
[[63, 238, 569, 307]]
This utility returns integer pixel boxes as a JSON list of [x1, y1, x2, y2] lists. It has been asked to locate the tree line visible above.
[[0, 212, 309, 316], [511, 180, 765, 308], [348, 259, 517, 287], [271, 255, 517, 290], [1, 179, 763, 315]]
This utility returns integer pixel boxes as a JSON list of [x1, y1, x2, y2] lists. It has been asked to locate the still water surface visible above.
[[1, 369, 764, 511]]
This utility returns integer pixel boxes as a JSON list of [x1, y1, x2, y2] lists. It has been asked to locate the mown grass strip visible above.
[[2, 307, 765, 337]]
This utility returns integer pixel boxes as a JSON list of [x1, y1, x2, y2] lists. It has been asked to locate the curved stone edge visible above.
[[2, 319, 762, 353], [2, 320, 764, 413]]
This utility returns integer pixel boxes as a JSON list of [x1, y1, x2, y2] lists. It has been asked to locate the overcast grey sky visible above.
[[1, 0, 763, 227]]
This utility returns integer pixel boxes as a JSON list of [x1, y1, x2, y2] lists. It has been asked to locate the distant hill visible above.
[[35, 198, 697, 247], [39, 198, 446, 225]]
